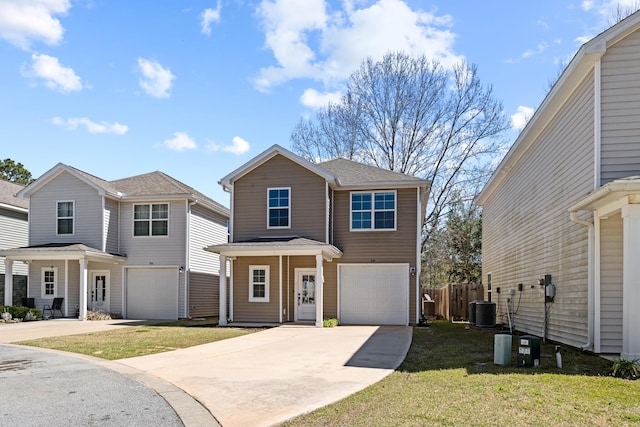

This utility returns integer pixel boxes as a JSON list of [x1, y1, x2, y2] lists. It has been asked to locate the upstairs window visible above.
[[57, 201, 74, 235], [134, 203, 169, 236], [351, 191, 396, 231], [268, 188, 290, 228], [249, 265, 270, 302]]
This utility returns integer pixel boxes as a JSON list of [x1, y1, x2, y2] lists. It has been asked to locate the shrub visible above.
[[1, 305, 41, 320], [323, 318, 339, 327], [612, 358, 639, 380]]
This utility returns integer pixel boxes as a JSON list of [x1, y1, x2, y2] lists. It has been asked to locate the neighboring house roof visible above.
[[477, 10, 640, 205], [0, 179, 28, 212], [18, 164, 229, 217], [219, 144, 430, 191], [0, 242, 126, 262]]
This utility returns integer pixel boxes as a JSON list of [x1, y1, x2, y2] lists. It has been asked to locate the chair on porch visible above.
[[21, 298, 35, 309], [43, 297, 64, 318]]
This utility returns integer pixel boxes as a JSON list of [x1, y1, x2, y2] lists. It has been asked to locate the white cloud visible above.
[[201, 1, 222, 35], [52, 117, 129, 135], [137, 58, 175, 98], [300, 88, 342, 109], [254, 0, 462, 92], [208, 136, 251, 155], [522, 42, 548, 58], [510, 106, 534, 131], [26, 53, 83, 93], [581, 0, 595, 11], [163, 132, 197, 151], [0, 0, 70, 50]]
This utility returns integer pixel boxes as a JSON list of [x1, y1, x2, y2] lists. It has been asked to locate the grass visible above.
[[282, 321, 640, 427], [16, 317, 258, 360]]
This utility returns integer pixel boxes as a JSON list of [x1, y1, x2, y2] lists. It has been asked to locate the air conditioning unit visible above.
[[475, 301, 496, 327]]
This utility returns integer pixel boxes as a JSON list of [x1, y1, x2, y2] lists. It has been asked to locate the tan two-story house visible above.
[[206, 145, 430, 327]]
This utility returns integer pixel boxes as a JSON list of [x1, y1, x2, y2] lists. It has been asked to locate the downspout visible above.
[[570, 211, 595, 351], [186, 200, 198, 318]]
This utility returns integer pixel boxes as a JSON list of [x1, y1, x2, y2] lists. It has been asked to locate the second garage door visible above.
[[127, 268, 178, 320], [339, 264, 409, 325]]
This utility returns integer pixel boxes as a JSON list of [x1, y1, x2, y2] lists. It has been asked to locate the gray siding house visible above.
[[0, 179, 28, 305], [0, 164, 229, 320], [477, 11, 640, 359], [206, 145, 430, 327]]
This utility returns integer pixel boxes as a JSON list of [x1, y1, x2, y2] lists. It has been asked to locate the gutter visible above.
[[570, 211, 595, 351]]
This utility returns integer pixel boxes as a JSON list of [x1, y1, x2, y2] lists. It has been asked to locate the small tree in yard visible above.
[[291, 51, 509, 247]]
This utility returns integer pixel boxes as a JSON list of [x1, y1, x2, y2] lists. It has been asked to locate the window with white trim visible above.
[[267, 187, 290, 228], [134, 203, 169, 236], [57, 201, 74, 235], [41, 267, 57, 298], [350, 191, 396, 230], [249, 265, 269, 302]]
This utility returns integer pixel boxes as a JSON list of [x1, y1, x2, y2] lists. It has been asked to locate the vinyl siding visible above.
[[481, 71, 595, 347], [601, 28, 640, 184], [104, 197, 119, 254], [188, 271, 220, 318], [599, 213, 623, 353], [0, 207, 28, 275], [233, 154, 327, 242], [119, 200, 187, 318], [332, 188, 418, 323], [232, 256, 280, 322], [29, 171, 104, 249], [189, 204, 227, 273]]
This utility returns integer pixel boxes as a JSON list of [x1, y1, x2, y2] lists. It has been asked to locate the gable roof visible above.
[[19, 164, 229, 217], [477, 10, 640, 205], [0, 180, 28, 212], [220, 144, 430, 191], [218, 144, 336, 191]]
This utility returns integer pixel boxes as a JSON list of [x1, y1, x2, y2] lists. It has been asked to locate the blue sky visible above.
[[0, 0, 636, 204]]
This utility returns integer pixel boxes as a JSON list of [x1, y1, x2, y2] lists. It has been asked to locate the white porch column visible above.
[[3, 259, 13, 306], [219, 255, 227, 326], [315, 254, 323, 328], [78, 259, 88, 320], [621, 204, 640, 359]]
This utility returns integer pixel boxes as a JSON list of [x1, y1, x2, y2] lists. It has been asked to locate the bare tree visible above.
[[610, 2, 640, 25], [291, 52, 509, 246]]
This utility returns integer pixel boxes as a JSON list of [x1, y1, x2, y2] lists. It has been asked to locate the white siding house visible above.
[[0, 180, 28, 305], [0, 164, 229, 320], [477, 11, 640, 359]]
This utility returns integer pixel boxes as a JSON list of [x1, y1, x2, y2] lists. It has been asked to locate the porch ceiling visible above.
[[205, 236, 343, 261]]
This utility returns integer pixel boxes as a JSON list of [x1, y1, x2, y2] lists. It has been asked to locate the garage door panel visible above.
[[127, 268, 178, 320], [339, 264, 408, 326]]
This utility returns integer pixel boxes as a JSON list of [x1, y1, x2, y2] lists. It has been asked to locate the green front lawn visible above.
[[283, 322, 640, 427], [16, 318, 257, 360]]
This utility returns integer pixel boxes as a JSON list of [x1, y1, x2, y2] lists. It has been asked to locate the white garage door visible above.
[[127, 268, 178, 319], [339, 264, 409, 325]]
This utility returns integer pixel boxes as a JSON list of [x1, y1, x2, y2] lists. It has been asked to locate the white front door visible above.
[[295, 269, 316, 322], [89, 271, 109, 312]]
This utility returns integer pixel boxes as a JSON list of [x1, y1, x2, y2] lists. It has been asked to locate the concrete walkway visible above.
[[119, 325, 412, 427], [1, 320, 412, 426]]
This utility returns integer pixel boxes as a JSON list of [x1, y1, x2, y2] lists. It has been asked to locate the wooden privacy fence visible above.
[[430, 283, 484, 321]]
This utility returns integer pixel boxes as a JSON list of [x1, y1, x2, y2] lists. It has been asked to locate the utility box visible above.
[[517, 335, 541, 367], [494, 334, 512, 366]]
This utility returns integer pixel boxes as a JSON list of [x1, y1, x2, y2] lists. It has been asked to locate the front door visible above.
[[89, 271, 109, 312], [295, 269, 316, 322]]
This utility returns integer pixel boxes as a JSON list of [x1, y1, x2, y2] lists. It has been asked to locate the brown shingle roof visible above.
[[0, 180, 28, 209], [318, 158, 426, 185]]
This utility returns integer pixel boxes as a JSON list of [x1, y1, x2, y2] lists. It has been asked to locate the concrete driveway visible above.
[[1, 320, 412, 426], [119, 325, 412, 427]]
